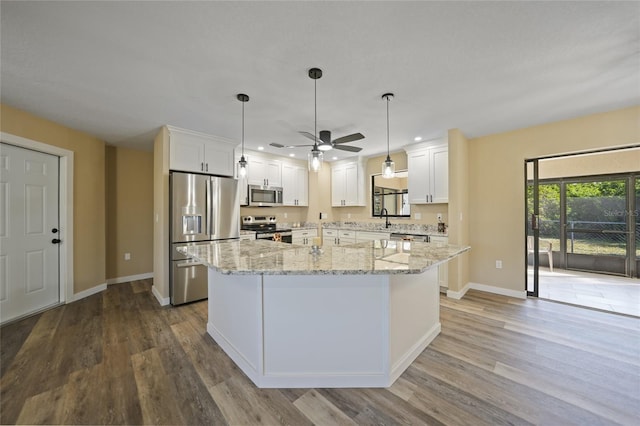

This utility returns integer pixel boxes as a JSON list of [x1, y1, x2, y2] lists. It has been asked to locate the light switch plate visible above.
[[415, 213, 422, 220]]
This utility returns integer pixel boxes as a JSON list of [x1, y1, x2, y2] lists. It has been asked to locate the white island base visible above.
[[207, 267, 440, 388]]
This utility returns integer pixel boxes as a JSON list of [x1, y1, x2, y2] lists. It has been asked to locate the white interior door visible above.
[[0, 143, 60, 323]]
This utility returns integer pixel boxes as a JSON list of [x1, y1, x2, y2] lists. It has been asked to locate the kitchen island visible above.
[[179, 239, 469, 388]]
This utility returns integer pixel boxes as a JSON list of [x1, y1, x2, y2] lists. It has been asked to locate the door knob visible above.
[[52, 228, 59, 233], [52, 238, 62, 244]]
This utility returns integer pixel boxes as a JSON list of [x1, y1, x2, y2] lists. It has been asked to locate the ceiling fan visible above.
[[270, 130, 365, 152]]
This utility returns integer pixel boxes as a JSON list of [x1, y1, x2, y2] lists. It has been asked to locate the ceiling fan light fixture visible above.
[[237, 93, 249, 177], [381, 93, 395, 179], [318, 142, 333, 151]]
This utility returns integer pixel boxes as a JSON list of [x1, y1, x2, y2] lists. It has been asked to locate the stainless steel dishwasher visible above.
[[389, 233, 430, 242]]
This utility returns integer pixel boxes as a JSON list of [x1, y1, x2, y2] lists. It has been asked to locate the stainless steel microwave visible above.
[[247, 184, 283, 207]]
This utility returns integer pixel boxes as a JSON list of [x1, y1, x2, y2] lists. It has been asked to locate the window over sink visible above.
[[371, 171, 410, 217]]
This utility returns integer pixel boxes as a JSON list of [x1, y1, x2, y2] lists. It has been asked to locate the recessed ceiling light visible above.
[[289, 153, 295, 157], [332, 156, 338, 160], [257, 146, 264, 150], [414, 136, 422, 142]]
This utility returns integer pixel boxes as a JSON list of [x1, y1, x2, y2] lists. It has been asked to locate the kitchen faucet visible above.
[[380, 208, 391, 228]]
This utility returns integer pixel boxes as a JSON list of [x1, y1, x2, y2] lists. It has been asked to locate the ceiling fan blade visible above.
[[298, 131, 320, 143], [333, 133, 364, 144], [270, 142, 314, 148], [334, 144, 362, 153]]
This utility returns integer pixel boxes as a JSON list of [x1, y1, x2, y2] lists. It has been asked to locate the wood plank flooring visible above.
[[1, 279, 638, 425]]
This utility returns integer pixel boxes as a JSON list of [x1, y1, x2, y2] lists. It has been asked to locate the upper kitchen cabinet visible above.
[[331, 158, 366, 207], [168, 125, 236, 176], [281, 162, 308, 206], [404, 140, 448, 204], [247, 155, 282, 187]]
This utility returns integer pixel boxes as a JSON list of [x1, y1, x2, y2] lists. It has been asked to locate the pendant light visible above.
[[307, 68, 323, 172], [237, 93, 249, 177], [381, 93, 395, 179]]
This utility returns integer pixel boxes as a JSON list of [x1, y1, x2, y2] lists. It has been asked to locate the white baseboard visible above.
[[446, 283, 470, 299], [389, 322, 441, 385], [449, 282, 528, 299], [70, 283, 107, 302], [106, 272, 153, 285], [152, 285, 170, 306]]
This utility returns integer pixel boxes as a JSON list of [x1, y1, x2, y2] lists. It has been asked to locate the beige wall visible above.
[[0, 104, 106, 293], [447, 128, 470, 293], [468, 106, 640, 293], [106, 146, 154, 280], [153, 126, 170, 301], [539, 147, 640, 179]]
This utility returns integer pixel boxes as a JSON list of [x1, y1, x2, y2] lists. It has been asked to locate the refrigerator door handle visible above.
[[208, 178, 216, 238], [205, 178, 212, 236], [176, 261, 205, 268]]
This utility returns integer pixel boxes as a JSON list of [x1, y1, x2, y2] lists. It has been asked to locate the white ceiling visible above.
[[2, 1, 638, 161]]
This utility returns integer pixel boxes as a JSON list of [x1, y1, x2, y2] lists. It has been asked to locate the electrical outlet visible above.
[[284, 212, 288, 219], [347, 213, 351, 219], [495, 260, 502, 269], [320, 212, 328, 219], [124, 252, 131, 261], [415, 213, 422, 220], [437, 213, 443, 222]]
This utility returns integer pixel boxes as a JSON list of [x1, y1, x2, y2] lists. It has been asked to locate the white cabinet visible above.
[[427, 235, 449, 288], [168, 126, 236, 176], [247, 156, 281, 187], [282, 163, 308, 206], [323, 229, 338, 246], [331, 159, 366, 207], [323, 229, 356, 246], [405, 141, 448, 204], [356, 231, 391, 242], [292, 229, 317, 246], [338, 230, 356, 244], [429, 235, 449, 244]]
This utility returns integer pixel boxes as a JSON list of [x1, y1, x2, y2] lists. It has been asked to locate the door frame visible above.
[[525, 159, 540, 297], [525, 144, 640, 297], [1, 132, 74, 303]]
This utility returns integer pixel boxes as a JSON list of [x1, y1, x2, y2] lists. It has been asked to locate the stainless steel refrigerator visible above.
[[170, 171, 240, 305]]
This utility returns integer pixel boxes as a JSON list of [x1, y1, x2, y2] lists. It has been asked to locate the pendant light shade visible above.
[[381, 93, 395, 179], [308, 67, 323, 172], [308, 145, 323, 172], [237, 93, 249, 177]]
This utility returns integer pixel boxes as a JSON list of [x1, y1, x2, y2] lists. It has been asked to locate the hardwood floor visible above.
[[2, 279, 639, 425]]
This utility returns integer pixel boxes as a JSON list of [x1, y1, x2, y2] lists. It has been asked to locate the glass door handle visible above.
[[531, 214, 539, 230]]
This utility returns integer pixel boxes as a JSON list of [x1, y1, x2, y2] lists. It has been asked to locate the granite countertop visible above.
[[178, 239, 469, 276], [278, 222, 447, 237]]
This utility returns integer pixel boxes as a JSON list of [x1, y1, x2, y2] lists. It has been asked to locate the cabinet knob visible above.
[[52, 238, 62, 244]]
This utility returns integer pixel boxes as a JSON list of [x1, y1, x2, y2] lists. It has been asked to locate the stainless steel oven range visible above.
[[241, 215, 292, 243]]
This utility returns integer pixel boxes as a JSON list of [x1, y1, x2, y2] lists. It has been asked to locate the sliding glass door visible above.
[[527, 172, 639, 295], [565, 178, 629, 275]]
